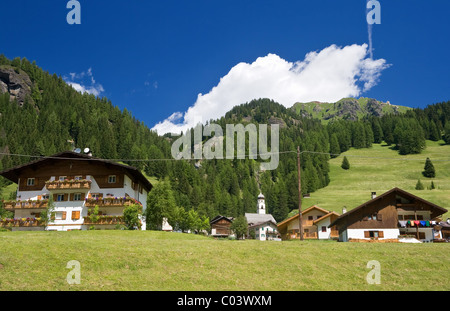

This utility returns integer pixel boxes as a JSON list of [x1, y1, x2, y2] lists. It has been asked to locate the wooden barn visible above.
[[210, 215, 233, 238]]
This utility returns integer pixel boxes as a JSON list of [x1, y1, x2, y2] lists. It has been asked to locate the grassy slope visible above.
[[302, 140, 450, 219], [0, 230, 449, 291]]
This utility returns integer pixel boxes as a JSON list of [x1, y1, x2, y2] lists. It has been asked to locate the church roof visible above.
[[245, 213, 276, 227]]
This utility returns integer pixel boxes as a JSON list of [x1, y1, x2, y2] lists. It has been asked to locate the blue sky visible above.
[[1, 1, 449, 133]]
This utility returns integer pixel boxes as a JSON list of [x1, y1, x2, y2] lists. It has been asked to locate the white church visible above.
[[245, 192, 279, 241]]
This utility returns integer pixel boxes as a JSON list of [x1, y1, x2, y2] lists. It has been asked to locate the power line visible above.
[[0, 150, 450, 163]]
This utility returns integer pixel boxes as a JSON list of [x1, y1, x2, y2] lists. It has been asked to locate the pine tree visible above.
[[415, 179, 424, 190], [422, 157, 436, 178], [430, 181, 436, 190], [329, 133, 340, 158], [444, 122, 450, 144], [341, 156, 350, 170], [429, 121, 441, 141]]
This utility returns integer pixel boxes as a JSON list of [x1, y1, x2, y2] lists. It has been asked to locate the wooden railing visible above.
[[2, 200, 49, 210], [85, 197, 141, 208], [46, 179, 91, 190], [304, 232, 318, 239], [83, 216, 124, 225], [0, 218, 45, 228]]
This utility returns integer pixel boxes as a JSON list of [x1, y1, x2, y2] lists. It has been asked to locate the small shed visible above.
[[210, 215, 233, 238]]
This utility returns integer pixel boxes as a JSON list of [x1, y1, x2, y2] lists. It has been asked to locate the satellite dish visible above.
[[84, 147, 90, 154], [74, 148, 81, 154]]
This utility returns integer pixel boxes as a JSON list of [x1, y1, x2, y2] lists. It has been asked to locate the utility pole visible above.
[[297, 146, 304, 240]]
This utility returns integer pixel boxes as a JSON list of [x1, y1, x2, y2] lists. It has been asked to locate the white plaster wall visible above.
[[316, 218, 332, 239], [346, 228, 400, 240]]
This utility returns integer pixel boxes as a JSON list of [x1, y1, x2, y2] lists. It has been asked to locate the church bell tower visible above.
[[257, 192, 266, 215]]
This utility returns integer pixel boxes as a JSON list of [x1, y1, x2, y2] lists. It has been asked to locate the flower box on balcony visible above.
[[45, 179, 92, 190]]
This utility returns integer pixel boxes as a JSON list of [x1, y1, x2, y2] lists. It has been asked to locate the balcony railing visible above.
[[83, 215, 124, 225], [2, 200, 49, 210], [304, 232, 318, 239], [265, 229, 279, 236], [85, 196, 142, 208], [0, 218, 45, 228], [45, 179, 91, 190]]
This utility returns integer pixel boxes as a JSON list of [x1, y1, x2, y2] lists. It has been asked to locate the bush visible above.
[[123, 204, 143, 230]]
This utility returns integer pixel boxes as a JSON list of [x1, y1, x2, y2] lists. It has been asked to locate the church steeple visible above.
[[257, 192, 266, 214]]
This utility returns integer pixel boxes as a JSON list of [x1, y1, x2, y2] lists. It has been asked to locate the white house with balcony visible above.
[[0, 151, 152, 231]]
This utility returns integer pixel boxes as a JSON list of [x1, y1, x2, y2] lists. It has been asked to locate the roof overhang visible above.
[[0, 151, 153, 192]]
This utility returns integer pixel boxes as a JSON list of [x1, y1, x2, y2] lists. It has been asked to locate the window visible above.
[[56, 194, 65, 202], [364, 230, 384, 239], [72, 211, 81, 220], [27, 178, 35, 186], [55, 212, 67, 220], [73, 193, 82, 201], [74, 176, 82, 180], [108, 175, 116, 183], [42, 194, 49, 200], [90, 193, 100, 199], [59, 176, 67, 181], [321, 226, 327, 232], [308, 216, 313, 221]]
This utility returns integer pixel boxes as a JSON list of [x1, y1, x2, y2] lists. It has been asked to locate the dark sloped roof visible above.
[[329, 187, 448, 228], [0, 151, 153, 191], [210, 215, 233, 224]]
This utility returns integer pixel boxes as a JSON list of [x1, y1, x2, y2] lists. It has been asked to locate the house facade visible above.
[[277, 205, 339, 240], [0, 151, 152, 231], [329, 188, 448, 242]]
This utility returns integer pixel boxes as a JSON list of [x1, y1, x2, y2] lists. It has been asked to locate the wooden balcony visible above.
[[85, 197, 141, 208], [46, 179, 91, 190], [330, 230, 339, 238], [0, 218, 45, 228], [83, 216, 124, 225], [304, 232, 318, 239], [2, 200, 48, 210]]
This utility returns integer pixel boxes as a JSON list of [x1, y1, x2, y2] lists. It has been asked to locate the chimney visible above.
[[342, 206, 347, 214], [371, 192, 377, 200]]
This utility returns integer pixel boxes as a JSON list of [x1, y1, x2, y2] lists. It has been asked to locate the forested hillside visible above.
[[0, 55, 449, 224]]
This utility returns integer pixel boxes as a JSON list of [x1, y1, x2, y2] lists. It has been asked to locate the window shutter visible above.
[[364, 231, 370, 238], [62, 212, 66, 220], [72, 211, 80, 220], [377, 213, 382, 221], [64, 194, 69, 201], [69, 193, 73, 201], [378, 231, 384, 238], [53, 194, 57, 201]]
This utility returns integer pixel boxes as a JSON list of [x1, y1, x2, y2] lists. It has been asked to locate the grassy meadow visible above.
[[0, 230, 449, 291], [302, 140, 450, 219]]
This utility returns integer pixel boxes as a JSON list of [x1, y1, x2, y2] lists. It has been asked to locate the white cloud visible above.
[[152, 43, 390, 135], [64, 67, 104, 96]]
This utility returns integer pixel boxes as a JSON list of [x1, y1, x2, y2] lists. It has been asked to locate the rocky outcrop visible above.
[[0, 66, 33, 106]]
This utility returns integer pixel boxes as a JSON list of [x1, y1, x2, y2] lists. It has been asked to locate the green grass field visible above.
[[0, 230, 449, 291], [303, 140, 450, 219]]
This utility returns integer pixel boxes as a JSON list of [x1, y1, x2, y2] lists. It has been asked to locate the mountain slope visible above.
[[300, 140, 450, 219], [292, 97, 411, 122]]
